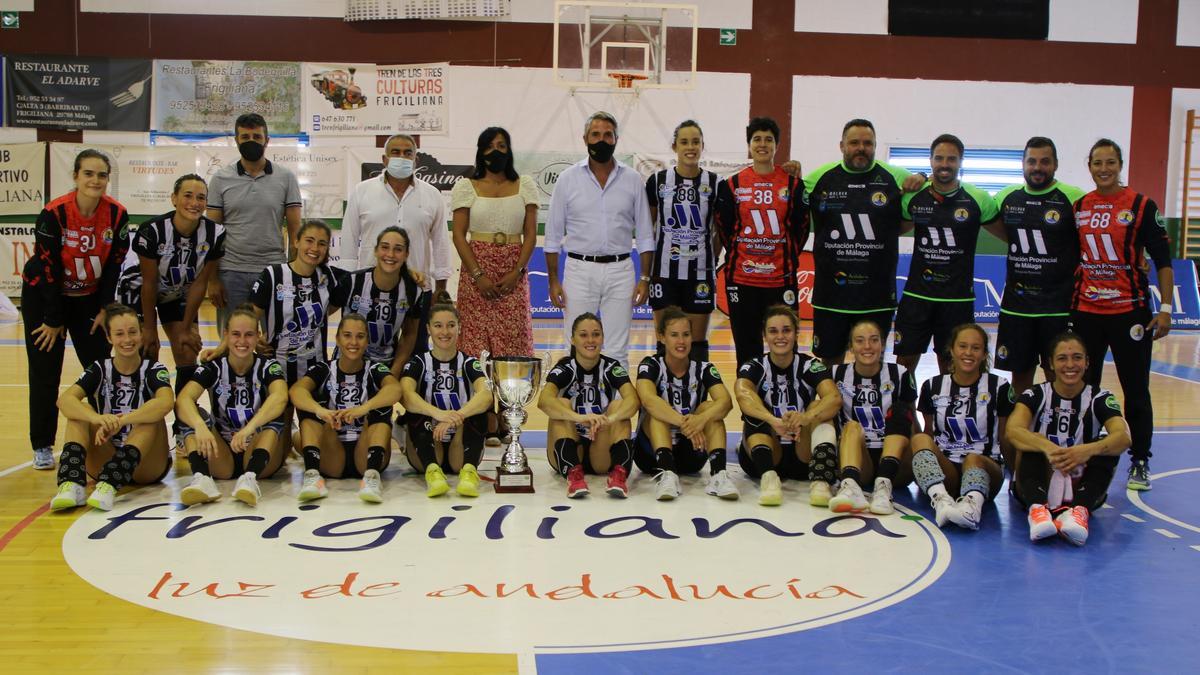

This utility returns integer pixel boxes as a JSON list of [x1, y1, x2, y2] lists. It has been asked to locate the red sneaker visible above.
[[566, 464, 589, 499], [1027, 503, 1057, 541], [1056, 505, 1089, 546], [606, 464, 629, 498]]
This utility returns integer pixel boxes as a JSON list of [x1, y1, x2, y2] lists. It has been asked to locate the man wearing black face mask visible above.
[[544, 111, 654, 370], [206, 113, 303, 331]]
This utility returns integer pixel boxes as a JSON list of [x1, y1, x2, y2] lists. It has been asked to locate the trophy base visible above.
[[495, 466, 535, 493]]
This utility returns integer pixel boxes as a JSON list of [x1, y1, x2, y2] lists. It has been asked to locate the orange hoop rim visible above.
[[607, 72, 649, 89]]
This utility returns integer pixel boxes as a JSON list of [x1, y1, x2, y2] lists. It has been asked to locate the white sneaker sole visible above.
[[234, 488, 258, 506], [180, 487, 219, 505]]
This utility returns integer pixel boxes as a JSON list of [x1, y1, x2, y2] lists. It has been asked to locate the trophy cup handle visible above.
[[478, 350, 496, 413]]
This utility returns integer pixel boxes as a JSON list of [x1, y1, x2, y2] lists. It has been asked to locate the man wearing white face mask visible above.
[[340, 134, 451, 298]]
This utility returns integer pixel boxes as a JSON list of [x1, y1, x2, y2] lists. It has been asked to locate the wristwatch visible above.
[[639, 275, 651, 283]]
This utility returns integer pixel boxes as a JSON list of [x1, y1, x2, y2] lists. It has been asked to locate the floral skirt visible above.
[[457, 240, 534, 358]]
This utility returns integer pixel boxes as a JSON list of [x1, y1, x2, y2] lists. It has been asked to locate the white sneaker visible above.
[[705, 470, 740, 500], [1027, 503, 1058, 541], [298, 469, 328, 502], [931, 492, 957, 528], [359, 469, 384, 503], [50, 482, 86, 511], [869, 477, 895, 515], [759, 470, 782, 506], [86, 481, 117, 511], [809, 480, 833, 507], [33, 447, 55, 470], [655, 470, 681, 501], [829, 478, 869, 513], [233, 472, 261, 506], [1056, 506, 1090, 546], [948, 493, 983, 530], [180, 473, 221, 505]]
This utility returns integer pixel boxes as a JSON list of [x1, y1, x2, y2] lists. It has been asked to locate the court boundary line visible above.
[[1126, 467, 1200, 535]]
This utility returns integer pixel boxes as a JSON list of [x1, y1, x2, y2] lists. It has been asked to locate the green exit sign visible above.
[[1, 12, 19, 29], [719, 28, 736, 46]]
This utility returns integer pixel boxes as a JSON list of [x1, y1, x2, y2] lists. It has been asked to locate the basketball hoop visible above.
[[608, 72, 648, 89]]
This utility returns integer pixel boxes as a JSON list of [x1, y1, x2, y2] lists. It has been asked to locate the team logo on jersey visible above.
[[783, 290, 796, 305], [977, 391, 991, 405], [471, 360, 484, 372], [881, 380, 895, 393], [1129, 324, 1145, 341], [612, 365, 628, 378], [779, 188, 790, 202], [639, 363, 651, 374], [1043, 209, 1061, 225], [658, 185, 673, 199], [102, 228, 113, 244], [893, 330, 904, 345], [155, 368, 170, 384], [1117, 210, 1134, 225], [372, 362, 391, 375], [1104, 394, 1121, 411], [197, 241, 211, 256], [699, 184, 712, 195], [267, 362, 284, 377], [1006, 387, 1015, 403], [871, 192, 888, 207], [953, 208, 969, 222], [809, 360, 827, 373], [694, 282, 711, 300], [997, 345, 1009, 361], [708, 365, 721, 380], [834, 271, 848, 286]]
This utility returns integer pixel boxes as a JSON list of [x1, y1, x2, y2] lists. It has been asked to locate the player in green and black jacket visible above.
[[993, 137, 1086, 397], [896, 134, 1004, 374], [804, 118, 926, 366]]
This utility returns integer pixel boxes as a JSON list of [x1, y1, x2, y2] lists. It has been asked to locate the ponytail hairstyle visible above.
[[339, 312, 369, 333], [944, 323, 991, 374], [373, 226, 418, 291], [225, 303, 261, 335], [427, 301, 460, 325], [102, 303, 140, 332], [761, 304, 799, 334], [568, 312, 603, 357], [655, 305, 690, 337], [297, 219, 333, 266]]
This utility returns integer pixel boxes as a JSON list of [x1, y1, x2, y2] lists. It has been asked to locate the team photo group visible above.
[[21, 107, 1172, 549]]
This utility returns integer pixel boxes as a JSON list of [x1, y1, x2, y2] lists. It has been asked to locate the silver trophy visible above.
[[479, 351, 546, 493]]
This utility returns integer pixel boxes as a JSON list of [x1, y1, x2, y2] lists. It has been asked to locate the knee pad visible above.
[[911, 449, 947, 493], [961, 466, 990, 499], [57, 441, 87, 486], [810, 421, 837, 450]]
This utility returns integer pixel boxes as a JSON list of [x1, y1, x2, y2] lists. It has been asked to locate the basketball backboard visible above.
[[552, 1, 698, 93]]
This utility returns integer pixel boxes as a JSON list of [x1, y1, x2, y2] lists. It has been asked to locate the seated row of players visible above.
[[46, 296, 1127, 545]]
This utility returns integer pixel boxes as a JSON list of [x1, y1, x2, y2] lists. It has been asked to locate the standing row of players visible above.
[[643, 117, 1169, 492], [46, 296, 1128, 548]]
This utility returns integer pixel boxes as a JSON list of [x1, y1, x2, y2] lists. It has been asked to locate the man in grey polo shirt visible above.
[[206, 113, 303, 330]]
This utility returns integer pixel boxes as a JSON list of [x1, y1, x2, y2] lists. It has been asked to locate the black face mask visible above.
[[238, 141, 265, 162], [482, 150, 507, 174], [587, 140, 615, 163]]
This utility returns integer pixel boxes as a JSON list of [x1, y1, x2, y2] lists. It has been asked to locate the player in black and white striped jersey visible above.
[[177, 305, 290, 508], [636, 306, 734, 502], [644, 120, 721, 361], [49, 304, 175, 512], [336, 226, 425, 373], [829, 318, 918, 515], [538, 313, 640, 499], [734, 305, 841, 507], [912, 323, 1015, 531], [1007, 331, 1131, 546], [249, 219, 344, 385], [291, 314, 403, 504], [399, 302, 494, 498]]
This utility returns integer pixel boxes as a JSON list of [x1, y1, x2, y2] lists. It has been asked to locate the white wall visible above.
[[1165, 88, 1200, 217], [789, 76, 1133, 190], [794, 0, 888, 35], [422, 66, 750, 160], [1178, 0, 1200, 46]]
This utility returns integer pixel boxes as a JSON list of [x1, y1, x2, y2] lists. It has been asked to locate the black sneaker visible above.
[[1127, 460, 1152, 491]]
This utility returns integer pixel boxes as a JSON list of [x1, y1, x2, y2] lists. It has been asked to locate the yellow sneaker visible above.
[[456, 463, 480, 497], [425, 463, 449, 497]]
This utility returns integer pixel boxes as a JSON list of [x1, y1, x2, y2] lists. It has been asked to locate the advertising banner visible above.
[[305, 62, 448, 136], [0, 222, 35, 298], [50, 143, 196, 215], [152, 60, 302, 134], [265, 146, 346, 219], [5, 55, 152, 131], [0, 142, 46, 216]]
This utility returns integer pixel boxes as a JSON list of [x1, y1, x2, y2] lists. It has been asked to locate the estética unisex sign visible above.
[[4, 55, 152, 131]]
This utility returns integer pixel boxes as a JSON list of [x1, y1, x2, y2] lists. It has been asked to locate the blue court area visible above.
[[537, 432, 1200, 674]]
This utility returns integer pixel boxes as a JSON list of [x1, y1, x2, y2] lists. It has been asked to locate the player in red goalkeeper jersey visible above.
[[714, 117, 809, 366], [21, 149, 131, 472], [1070, 139, 1173, 491]]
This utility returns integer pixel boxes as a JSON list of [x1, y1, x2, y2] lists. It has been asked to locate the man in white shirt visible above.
[[545, 111, 654, 368], [340, 133, 451, 297]]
